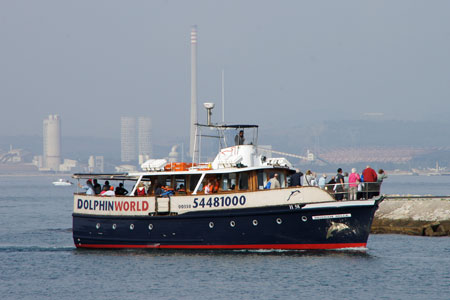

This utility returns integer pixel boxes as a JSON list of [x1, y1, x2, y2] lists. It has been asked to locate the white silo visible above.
[[43, 114, 61, 171]]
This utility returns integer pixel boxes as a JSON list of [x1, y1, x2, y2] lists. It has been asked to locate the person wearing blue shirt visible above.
[[79, 179, 94, 195], [318, 174, 327, 189]]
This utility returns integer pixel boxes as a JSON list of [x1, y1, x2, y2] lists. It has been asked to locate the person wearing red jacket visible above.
[[362, 165, 377, 198]]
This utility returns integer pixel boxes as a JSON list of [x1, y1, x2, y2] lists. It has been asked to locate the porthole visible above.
[[301, 216, 307, 222], [252, 220, 258, 226], [230, 220, 236, 227], [276, 218, 282, 225], [209, 222, 214, 228], [148, 224, 153, 230], [130, 224, 134, 230], [112, 224, 117, 230], [96, 223, 100, 229]]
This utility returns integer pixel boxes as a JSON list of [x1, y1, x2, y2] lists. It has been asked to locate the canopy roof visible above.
[[72, 173, 138, 181], [195, 123, 258, 129]]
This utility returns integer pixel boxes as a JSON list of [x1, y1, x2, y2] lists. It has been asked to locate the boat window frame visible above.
[[192, 173, 206, 195], [238, 172, 249, 191], [130, 175, 143, 195]]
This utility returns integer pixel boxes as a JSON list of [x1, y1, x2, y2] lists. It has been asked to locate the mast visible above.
[[222, 69, 225, 123]]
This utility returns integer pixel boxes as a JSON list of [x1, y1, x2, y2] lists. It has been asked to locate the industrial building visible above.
[[43, 114, 61, 171], [121, 117, 137, 162], [138, 117, 152, 164], [121, 116, 153, 163]]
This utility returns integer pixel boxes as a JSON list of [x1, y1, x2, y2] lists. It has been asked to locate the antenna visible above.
[[222, 69, 225, 123], [203, 102, 215, 126]]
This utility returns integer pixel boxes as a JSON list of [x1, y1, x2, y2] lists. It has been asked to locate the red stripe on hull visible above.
[[75, 243, 367, 250]]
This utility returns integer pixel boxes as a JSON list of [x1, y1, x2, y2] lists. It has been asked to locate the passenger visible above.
[[204, 180, 213, 194], [311, 172, 318, 186], [362, 165, 378, 198], [335, 168, 345, 201], [234, 130, 245, 145], [161, 185, 174, 197], [289, 169, 303, 187], [318, 174, 327, 189], [103, 186, 115, 196], [378, 169, 388, 182], [154, 183, 163, 197], [375, 169, 388, 196], [326, 176, 336, 192], [357, 172, 364, 200], [348, 168, 361, 201], [268, 173, 281, 189], [79, 179, 94, 195], [177, 184, 186, 194], [151, 179, 160, 195], [212, 178, 220, 193], [93, 179, 102, 195], [100, 185, 109, 195], [115, 183, 128, 196], [144, 182, 151, 194], [136, 182, 146, 196], [303, 170, 315, 186], [102, 180, 111, 191]]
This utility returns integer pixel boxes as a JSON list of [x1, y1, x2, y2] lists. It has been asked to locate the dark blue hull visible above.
[[73, 200, 381, 250]]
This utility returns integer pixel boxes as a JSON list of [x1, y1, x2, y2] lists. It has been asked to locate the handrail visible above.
[[317, 181, 382, 200]]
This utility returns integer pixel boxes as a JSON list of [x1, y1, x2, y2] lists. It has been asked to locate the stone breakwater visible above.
[[372, 197, 450, 236]]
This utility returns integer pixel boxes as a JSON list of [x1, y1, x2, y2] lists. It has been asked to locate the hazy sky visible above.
[[1, 1, 450, 145]]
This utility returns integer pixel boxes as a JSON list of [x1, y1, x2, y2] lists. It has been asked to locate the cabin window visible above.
[[221, 173, 237, 191], [279, 172, 286, 188], [175, 175, 186, 192], [266, 171, 286, 188], [189, 174, 202, 192], [239, 172, 249, 190], [257, 171, 265, 190], [153, 176, 171, 188]]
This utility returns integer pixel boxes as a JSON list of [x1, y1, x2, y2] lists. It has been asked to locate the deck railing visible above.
[[321, 181, 382, 200]]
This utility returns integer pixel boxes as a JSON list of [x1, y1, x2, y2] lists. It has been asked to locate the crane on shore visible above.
[[256, 146, 330, 165]]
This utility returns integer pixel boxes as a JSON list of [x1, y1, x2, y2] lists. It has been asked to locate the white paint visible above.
[[74, 187, 338, 216]]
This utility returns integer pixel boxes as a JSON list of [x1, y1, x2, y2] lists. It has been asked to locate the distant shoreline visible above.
[[0, 173, 73, 177]]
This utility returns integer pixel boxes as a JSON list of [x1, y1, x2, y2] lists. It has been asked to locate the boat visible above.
[[72, 108, 383, 250], [53, 179, 73, 186]]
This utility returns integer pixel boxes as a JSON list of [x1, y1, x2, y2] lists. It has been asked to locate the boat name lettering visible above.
[[312, 213, 352, 220], [192, 195, 246, 208], [77, 199, 149, 212], [289, 204, 302, 210]]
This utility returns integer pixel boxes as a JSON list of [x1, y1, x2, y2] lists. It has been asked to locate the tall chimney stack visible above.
[[189, 26, 198, 158]]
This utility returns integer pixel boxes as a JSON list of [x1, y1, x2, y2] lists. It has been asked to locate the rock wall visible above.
[[372, 198, 450, 236]]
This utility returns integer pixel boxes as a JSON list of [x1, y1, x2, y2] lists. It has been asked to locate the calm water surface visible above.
[[0, 175, 448, 300]]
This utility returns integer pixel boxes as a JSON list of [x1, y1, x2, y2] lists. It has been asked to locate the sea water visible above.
[[0, 175, 449, 300]]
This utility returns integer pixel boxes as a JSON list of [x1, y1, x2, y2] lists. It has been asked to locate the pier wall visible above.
[[372, 197, 450, 236]]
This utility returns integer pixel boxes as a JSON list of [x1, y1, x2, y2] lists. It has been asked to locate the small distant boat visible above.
[[53, 179, 73, 186]]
